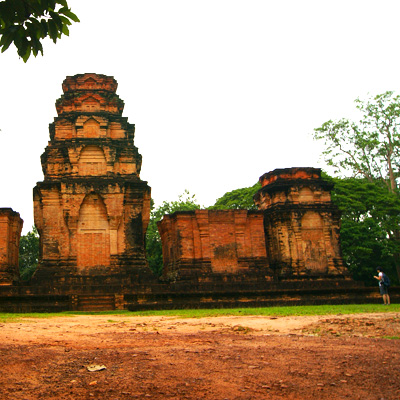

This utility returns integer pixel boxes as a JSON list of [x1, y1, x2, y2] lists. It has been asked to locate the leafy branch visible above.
[[0, 0, 79, 62]]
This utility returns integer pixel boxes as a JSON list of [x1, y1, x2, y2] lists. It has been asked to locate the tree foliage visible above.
[[314, 92, 400, 281], [0, 0, 79, 62], [146, 190, 201, 276], [146, 183, 261, 276], [19, 226, 39, 281], [208, 182, 261, 210], [314, 91, 400, 193], [325, 175, 400, 285]]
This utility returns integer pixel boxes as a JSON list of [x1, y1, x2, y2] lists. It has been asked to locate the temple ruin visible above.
[[0, 73, 391, 311], [32, 74, 151, 284], [157, 167, 349, 283], [158, 209, 267, 281], [255, 167, 348, 278], [0, 209, 23, 285]]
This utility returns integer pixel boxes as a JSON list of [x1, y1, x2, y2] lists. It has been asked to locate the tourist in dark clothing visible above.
[[373, 267, 390, 305]]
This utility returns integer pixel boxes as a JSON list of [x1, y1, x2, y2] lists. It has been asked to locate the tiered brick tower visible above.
[[33, 73, 151, 282], [254, 167, 348, 278]]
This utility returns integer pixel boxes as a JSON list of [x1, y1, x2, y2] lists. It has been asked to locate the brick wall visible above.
[[158, 210, 268, 280], [0, 208, 23, 284]]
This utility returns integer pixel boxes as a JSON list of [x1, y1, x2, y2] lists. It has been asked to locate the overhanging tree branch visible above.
[[0, 0, 79, 62]]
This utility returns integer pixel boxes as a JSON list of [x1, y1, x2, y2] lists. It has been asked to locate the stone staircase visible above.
[[76, 295, 116, 311]]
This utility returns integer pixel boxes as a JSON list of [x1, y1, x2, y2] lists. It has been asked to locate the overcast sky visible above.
[[1, 1, 400, 234]]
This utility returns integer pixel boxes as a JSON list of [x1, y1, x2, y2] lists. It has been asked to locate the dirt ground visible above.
[[0, 312, 399, 400]]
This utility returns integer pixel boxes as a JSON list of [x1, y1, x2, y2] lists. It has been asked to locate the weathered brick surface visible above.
[[158, 210, 268, 280], [158, 168, 349, 283], [255, 167, 347, 278], [0, 78, 358, 310], [0, 209, 23, 284], [33, 73, 151, 280]]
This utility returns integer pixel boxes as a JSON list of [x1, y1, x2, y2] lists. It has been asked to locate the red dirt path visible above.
[[0, 312, 399, 399]]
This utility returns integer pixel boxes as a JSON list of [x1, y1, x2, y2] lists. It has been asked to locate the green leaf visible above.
[[16, 35, 29, 58], [59, 15, 72, 26], [47, 19, 59, 42], [57, 0, 69, 7], [13, 0, 27, 22], [0, 32, 14, 52], [31, 36, 43, 56], [40, 19, 48, 37], [0, 0, 79, 60], [60, 8, 80, 23], [28, 17, 43, 38], [62, 25, 69, 36], [22, 46, 31, 62], [61, 23, 69, 36], [49, 10, 63, 31]]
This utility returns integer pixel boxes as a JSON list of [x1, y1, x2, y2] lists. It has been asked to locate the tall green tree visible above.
[[146, 190, 201, 276], [326, 175, 400, 285], [314, 92, 400, 281], [208, 182, 261, 210], [314, 91, 400, 192], [19, 226, 39, 280], [0, 0, 79, 62]]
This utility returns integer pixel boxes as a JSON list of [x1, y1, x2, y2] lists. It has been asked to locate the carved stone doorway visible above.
[[77, 193, 110, 269]]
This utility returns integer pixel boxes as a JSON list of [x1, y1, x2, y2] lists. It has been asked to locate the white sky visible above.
[[1, 0, 400, 234]]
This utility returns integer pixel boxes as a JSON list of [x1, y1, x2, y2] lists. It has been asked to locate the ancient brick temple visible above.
[[33, 74, 151, 282], [158, 210, 267, 281], [254, 167, 348, 278], [0, 209, 23, 285], [158, 167, 348, 283], [1, 74, 383, 312]]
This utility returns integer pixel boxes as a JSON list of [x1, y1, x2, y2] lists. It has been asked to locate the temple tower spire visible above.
[[33, 73, 151, 282]]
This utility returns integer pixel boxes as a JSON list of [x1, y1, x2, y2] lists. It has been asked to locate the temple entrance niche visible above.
[[77, 193, 110, 269], [82, 118, 100, 137], [78, 145, 107, 176], [82, 97, 100, 113], [301, 211, 328, 273]]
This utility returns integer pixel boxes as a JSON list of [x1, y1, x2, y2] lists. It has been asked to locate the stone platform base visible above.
[[0, 277, 397, 312]]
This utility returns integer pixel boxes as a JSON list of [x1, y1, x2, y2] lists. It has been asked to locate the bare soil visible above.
[[0, 312, 399, 400]]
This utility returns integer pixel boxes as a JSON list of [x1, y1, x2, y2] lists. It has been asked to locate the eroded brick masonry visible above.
[[33, 73, 151, 281], [255, 167, 347, 278], [159, 167, 348, 282], [0, 209, 23, 284], [0, 74, 372, 312], [159, 210, 267, 281]]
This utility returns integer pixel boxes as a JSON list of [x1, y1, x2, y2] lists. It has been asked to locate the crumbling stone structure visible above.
[[254, 167, 347, 278], [1, 74, 377, 312], [0, 209, 23, 285], [33, 73, 151, 282], [158, 210, 267, 281], [159, 167, 349, 283]]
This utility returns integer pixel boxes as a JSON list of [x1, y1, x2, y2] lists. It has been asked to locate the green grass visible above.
[[0, 303, 399, 323]]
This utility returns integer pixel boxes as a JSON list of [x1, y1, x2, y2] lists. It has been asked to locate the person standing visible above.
[[374, 267, 390, 305]]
